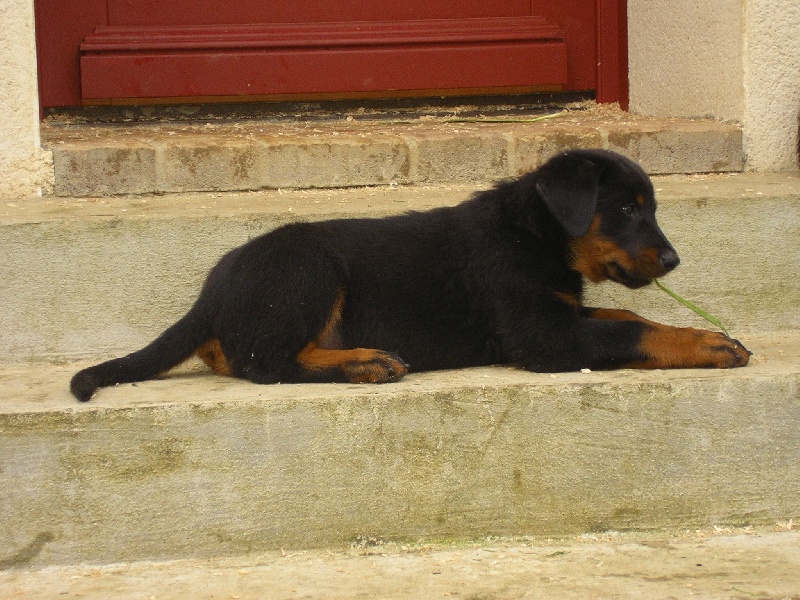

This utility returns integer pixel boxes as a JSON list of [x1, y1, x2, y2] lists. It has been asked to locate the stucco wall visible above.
[[629, 0, 800, 171], [0, 0, 52, 198], [742, 0, 800, 171], [628, 0, 744, 123]]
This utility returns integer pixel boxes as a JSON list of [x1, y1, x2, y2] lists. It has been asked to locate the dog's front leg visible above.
[[583, 307, 751, 369]]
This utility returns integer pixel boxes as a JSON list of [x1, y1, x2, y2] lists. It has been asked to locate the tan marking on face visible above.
[[635, 247, 667, 278], [571, 216, 671, 283], [570, 216, 635, 283]]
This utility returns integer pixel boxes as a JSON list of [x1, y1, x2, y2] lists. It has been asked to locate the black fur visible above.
[[71, 149, 718, 402]]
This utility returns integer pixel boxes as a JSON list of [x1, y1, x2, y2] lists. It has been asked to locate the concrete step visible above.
[[3, 529, 800, 599], [1, 172, 798, 570], [1, 173, 798, 365], [1, 331, 799, 568], [41, 104, 744, 197]]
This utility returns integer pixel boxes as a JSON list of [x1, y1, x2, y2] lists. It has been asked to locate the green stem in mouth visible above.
[[654, 279, 730, 336]]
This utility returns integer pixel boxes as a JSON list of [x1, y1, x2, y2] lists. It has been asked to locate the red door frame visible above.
[[35, 0, 627, 110], [596, 0, 628, 109]]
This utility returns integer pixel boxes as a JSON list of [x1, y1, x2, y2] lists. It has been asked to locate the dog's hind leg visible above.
[[238, 288, 408, 385], [216, 224, 408, 385], [294, 290, 409, 384], [297, 343, 409, 383]]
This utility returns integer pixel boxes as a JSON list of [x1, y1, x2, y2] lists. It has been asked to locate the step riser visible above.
[[2, 368, 798, 567], [48, 121, 743, 196], [2, 184, 798, 365]]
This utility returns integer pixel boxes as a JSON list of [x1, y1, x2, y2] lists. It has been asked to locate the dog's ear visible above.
[[534, 153, 601, 238]]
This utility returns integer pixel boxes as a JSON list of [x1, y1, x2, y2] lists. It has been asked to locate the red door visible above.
[[35, 1, 627, 109]]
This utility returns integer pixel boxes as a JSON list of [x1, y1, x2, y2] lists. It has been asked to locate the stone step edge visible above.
[[7, 170, 793, 227], [3, 530, 800, 598], [3, 331, 797, 414], [1, 174, 798, 367], [44, 114, 743, 197], [1, 332, 798, 567]]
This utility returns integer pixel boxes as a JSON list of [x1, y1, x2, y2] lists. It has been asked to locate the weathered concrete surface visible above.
[[0, 332, 798, 567], [1, 173, 798, 365], [42, 106, 744, 196], [2, 529, 800, 599]]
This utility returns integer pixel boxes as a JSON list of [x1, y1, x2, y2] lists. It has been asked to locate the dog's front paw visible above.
[[633, 326, 752, 369], [696, 330, 751, 368]]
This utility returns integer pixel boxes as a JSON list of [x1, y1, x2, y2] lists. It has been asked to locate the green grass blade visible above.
[[442, 111, 568, 124], [654, 279, 730, 336], [384, 111, 569, 126]]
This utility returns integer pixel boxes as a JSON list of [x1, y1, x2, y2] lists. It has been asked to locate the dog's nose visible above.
[[659, 248, 680, 272]]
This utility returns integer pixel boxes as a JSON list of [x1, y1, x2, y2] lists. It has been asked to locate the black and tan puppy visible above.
[[71, 149, 750, 401]]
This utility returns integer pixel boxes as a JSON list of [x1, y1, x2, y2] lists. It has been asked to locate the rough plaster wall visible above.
[[0, 0, 53, 198], [627, 0, 744, 122], [743, 0, 800, 171], [629, 0, 800, 171]]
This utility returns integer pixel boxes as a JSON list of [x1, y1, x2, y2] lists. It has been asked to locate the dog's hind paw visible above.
[[343, 350, 409, 383]]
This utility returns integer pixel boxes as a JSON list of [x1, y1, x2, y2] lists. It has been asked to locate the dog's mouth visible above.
[[606, 261, 654, 289]]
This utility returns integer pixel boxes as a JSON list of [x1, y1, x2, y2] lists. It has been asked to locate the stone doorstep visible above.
[[42, 109, 744, 196], [0, 331, 799, 567]]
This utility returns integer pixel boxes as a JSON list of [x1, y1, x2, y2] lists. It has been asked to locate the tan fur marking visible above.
[[297, 343, 377, 369], [316, 289, 345, 349], [554, 291, 581, 307], [196, 338, 232, 376], [297, 343, 408, 383], [627, 326, 751, 369], [295, 288, 409, 383], [587, 308, 750, 369], [572, 216, 669, 283], [571, 216, 636, 283]]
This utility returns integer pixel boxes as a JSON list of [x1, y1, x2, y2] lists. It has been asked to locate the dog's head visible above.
[[534, 149, 679, 289]]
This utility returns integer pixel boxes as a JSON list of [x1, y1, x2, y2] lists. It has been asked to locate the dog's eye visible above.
[[621, 205, 636, 216]]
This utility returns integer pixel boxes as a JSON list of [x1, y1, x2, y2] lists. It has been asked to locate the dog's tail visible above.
[[70, 306, 212, 402]]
